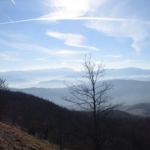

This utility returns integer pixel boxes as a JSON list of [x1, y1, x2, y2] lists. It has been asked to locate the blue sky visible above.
[[0, 0, 150, 72]]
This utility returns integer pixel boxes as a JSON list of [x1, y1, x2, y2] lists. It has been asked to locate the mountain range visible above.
[[1, 67, 150, 88], [11, 79, 150, 108]]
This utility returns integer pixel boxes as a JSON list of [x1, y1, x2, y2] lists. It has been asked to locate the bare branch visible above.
[[61, 55, 120, 150]]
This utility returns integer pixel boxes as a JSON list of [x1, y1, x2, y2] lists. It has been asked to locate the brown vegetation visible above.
[[0, 121, 58, 150]]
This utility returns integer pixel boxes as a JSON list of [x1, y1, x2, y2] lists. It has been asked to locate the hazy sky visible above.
[[0, 0, 150, 71]]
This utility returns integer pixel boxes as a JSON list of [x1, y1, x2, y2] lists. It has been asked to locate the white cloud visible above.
[[86, 20, 149, 52], [46, 30, 99, 50], [15, 65, 55, 71], [0, 53, 20, 61], [106, 59, 131, 65], [62, 61, 67, 66], [103, 55, 122, 58], [0, 31, 29, 41], [0, 39, 56, 54], [11, 0, 16, 5], [126, 59, 130, 62], [35, 57, 49, 61], [61, 58, 84, 63], [84, 0, 150, 52], [41, 0, 105, 19], [56, 50, 88, 54], [0, 39, 88, 57]]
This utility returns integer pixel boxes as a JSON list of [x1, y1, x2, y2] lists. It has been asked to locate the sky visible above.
[[0, 0, 150, 72]]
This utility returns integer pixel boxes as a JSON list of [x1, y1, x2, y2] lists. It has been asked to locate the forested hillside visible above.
[[0, 89, 150, 150]]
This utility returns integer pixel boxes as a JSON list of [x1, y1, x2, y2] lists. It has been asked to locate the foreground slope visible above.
[[0, 121, 58, 150]]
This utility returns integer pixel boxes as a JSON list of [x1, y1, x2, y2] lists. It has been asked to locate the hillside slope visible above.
[[122, 103, 150, 116], [0, 121, 58, 150], [0, 89, 150, 150]]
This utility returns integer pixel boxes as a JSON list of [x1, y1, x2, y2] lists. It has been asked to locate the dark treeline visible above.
[[0, 90, 149, 150]]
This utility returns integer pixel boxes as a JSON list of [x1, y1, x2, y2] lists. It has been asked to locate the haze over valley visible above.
[[1, 67, 150, 88], [4, 67, 149, 109]]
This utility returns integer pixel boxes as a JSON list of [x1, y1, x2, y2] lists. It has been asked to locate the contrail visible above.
[[12, 0, 16, 5], [0, 17, 149, 25], [7, 16, 13, 23]]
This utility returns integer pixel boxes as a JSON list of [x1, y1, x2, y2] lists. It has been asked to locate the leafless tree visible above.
[[62, 55, 120, 150], [0, 78, 8, 115], [0, 78, 8, 90]]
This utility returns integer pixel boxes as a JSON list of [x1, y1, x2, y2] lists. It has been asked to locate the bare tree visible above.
[[0, 78, 8, 115], [0, 78, 8, 90], [62, 56, 120, 150]]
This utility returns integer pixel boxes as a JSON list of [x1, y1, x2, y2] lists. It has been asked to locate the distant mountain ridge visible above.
[[1, 67, 150, 88], [65, 67, 150, 78], [11, 79, 150, 107], [106, 67, 150, 76], [0, 68, 76, 88]]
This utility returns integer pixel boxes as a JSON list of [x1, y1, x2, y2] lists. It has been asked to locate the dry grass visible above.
[[13, 144, 20, 150], [127, 109, 144, 116], [0, 121, 59, 150], [0, 138, 7, 150]]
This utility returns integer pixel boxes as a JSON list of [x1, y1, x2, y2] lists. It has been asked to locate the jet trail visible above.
[[0, 17, 149, 25], [12, 0, 16, 5], [7, 16, 13, 23]]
